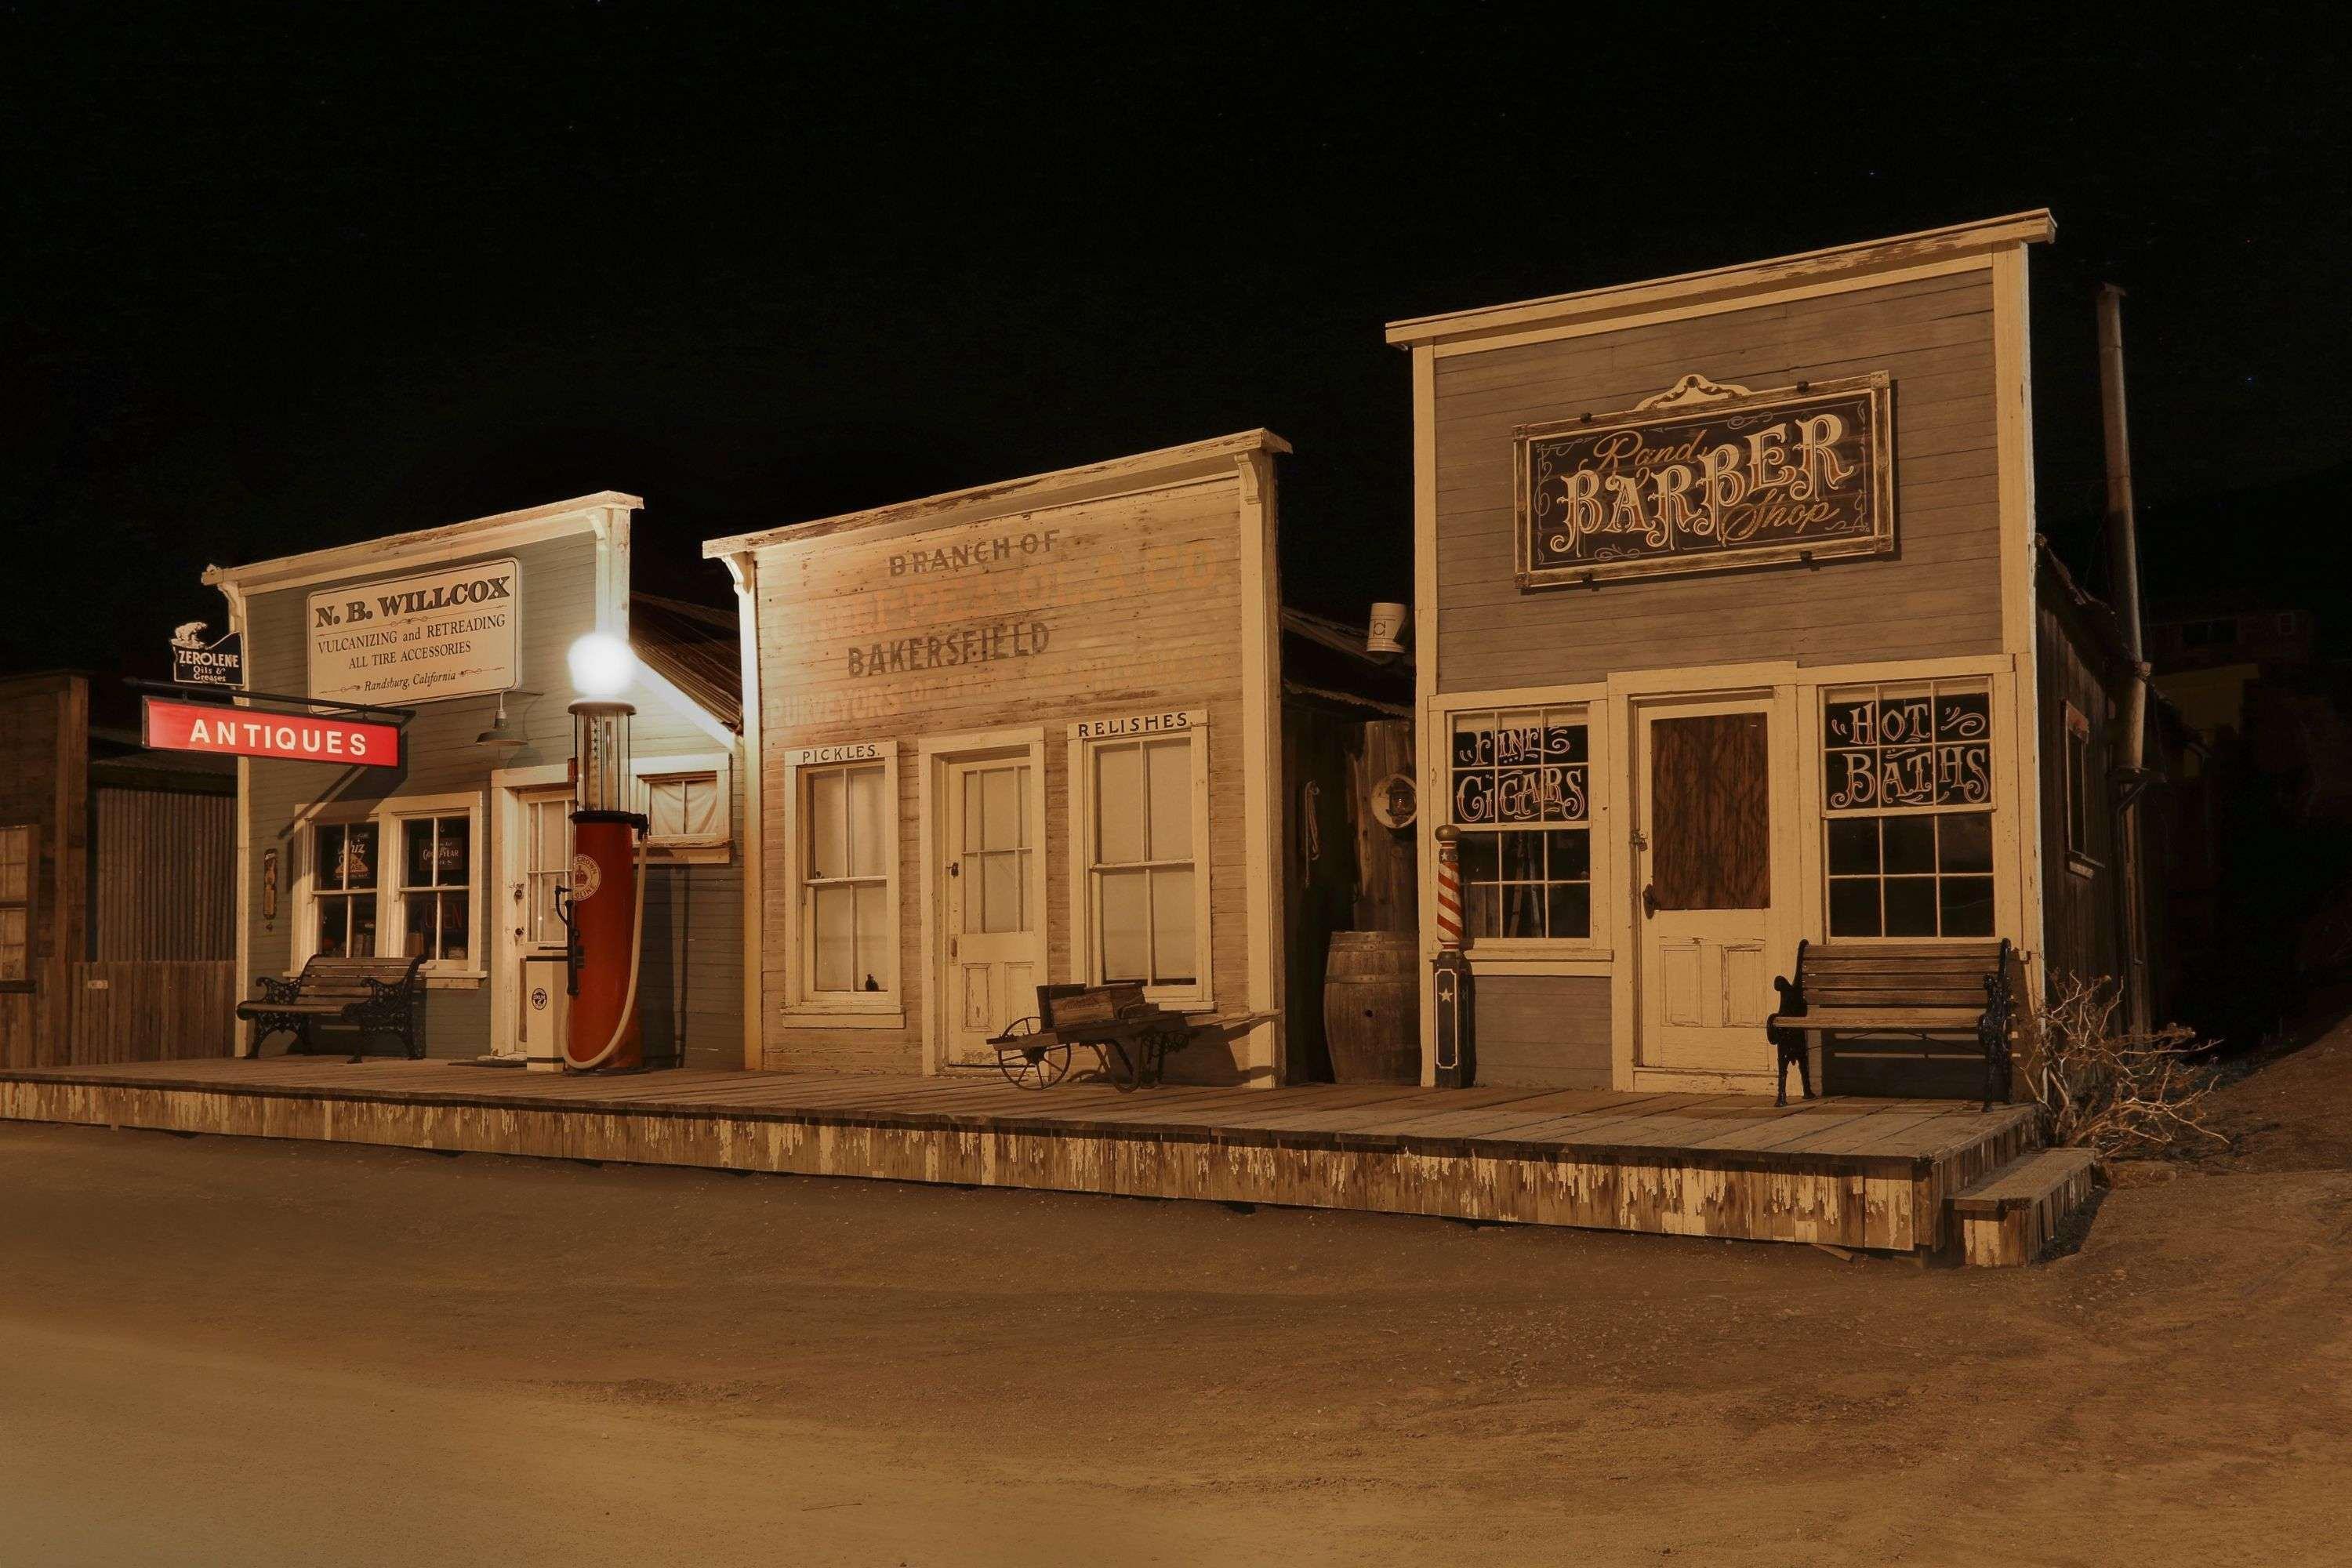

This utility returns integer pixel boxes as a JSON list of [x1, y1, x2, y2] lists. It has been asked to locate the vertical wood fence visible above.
[[61, 961, 239, 1065]]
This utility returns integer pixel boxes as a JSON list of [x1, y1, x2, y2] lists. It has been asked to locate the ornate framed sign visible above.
[[1513, 372, 1894, 588]]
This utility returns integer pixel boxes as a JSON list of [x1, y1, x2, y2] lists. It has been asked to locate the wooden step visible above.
[[1948, 1146, 2096, 1266]]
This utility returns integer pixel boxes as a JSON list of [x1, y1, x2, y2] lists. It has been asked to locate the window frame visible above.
[[1068, 714, 1214, 1011], [629, 749, 734, 864], [0, 823, 37, 993], [779, 742, 902, 1026], [1817, 678, 1998, 942], [1438, 699, 1608, 956], [294, 792, 488, 985], [2061, 700, 2100, 877]]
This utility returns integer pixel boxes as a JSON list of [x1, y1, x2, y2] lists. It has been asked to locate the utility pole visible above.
[[2097, 284, 2154, 1033]]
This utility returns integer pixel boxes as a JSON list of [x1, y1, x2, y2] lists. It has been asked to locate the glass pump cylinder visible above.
[[570, 701, 635, 812]]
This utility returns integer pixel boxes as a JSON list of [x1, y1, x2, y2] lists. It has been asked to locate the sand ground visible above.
[[4, 1026, 2350, 1566]]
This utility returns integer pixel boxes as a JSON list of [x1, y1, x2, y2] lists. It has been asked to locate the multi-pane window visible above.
[[1448, 707, 1592, 940], [1089, 738, 1197, 987], [312, 821, 380, 958], [961, 764, 1033, 936], [0, 825, 34, 987], [400, 815, 472, 964], [804, 763, 890, 995], [1821, 681, 1994, 937]]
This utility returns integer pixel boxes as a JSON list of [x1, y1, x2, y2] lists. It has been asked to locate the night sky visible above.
[[6, 6, 2347, 682]]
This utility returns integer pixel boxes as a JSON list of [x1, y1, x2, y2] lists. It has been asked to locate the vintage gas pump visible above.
[[1431, 825, 1474, 1088], [556, 633, 648, 1073]]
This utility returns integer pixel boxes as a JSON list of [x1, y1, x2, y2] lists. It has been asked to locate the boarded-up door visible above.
[[1638, 704, 1775, 1075]]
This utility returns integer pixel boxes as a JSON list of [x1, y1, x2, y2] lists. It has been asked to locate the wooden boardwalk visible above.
[[0, 1058, 2044, 1255]]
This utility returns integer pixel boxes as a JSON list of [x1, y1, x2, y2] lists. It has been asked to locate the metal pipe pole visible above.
[[2097, 284, 2154, 1031]]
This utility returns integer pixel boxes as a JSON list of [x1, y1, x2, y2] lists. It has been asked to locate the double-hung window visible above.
[[311, 821, 380, 958], [0, 825, 34, 989], [398, 813, 473, 965], [1073, 717, 1210, 1006], [786, 748, 898, 1015], [302, 793, 484, 978], [1821, 681, 1995, 938], [1446, 706, 1593, 942]]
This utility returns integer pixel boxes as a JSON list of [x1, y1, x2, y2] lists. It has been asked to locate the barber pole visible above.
[[1430, 826, 1472, 1088]]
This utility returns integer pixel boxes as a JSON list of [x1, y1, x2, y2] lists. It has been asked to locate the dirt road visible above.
[[3, 1104, 2348, 1566]]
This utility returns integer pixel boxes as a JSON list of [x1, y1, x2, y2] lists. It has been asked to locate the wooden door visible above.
[[1637, 703, 1776, 1074], [942, 759, 1036, 1066], [499, 786, 572, 1061]]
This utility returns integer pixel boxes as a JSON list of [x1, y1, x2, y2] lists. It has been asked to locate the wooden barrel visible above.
[[1322, 931, 1421, 1083]]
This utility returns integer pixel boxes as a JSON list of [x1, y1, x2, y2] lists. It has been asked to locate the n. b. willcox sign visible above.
[[308, 558, 519, 705], [1514, 372, 1894, 587]]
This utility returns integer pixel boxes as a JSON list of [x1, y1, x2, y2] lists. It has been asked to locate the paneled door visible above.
[[498, 785, 573, 1061], [1636, 702, 1777, 1075], [942, 758, 1036, 1066]]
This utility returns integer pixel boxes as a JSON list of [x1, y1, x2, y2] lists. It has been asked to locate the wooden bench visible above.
[[237, 954, 426, 1062], [1765, 938, 2020, 1109]]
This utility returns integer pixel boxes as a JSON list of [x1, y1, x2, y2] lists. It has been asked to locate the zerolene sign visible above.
[[307, 557, 521, 704], [1513, 372, 1893, 587]]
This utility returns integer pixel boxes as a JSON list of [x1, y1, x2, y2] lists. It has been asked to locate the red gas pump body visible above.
[[564, 811, 643, 1071]]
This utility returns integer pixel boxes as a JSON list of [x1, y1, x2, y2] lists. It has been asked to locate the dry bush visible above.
[[2022, 974, 2230, 1160]]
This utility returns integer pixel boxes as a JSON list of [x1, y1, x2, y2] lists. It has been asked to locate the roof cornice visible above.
[[201, 492, 643, 593], [702, 430, 1291, 557], [1384, 211, 2055, 350]]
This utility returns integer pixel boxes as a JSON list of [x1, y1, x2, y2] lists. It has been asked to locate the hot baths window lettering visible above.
[[1821, 681, 1995, 938]]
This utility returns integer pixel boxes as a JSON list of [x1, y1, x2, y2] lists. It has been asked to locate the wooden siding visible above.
[[239, 532, 743, 1063], [2037, 596, 2124, 989], [751, 475, 1258, 1080], [92, 786, 234, 960], [1433, 270, 2005, 690], [63, 962, 239, 1062], [0, 674, 87, 1067], [1472, 975, 1612, 1089]]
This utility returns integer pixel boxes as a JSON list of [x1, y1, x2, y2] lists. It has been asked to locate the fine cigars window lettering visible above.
[[1514, 372, 1893, 588], [1821, 681, 1994, 938], [1448, 708, 1592, 940]]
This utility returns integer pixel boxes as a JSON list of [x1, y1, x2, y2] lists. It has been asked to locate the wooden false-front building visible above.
[[1395, 211, 2158, 1096], [1, 671, 237, 1067], [201, 494, 748, 1068], [707, 433, 1313, 1083]]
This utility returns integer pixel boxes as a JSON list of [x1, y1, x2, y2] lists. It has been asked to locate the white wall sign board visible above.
[[307, 557, 521, 705]]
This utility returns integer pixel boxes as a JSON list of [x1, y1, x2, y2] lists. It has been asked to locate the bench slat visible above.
[[1767, 1007, 1985, 1032]]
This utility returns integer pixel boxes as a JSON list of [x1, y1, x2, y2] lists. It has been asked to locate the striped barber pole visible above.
[[1434, 831, 1464, 949]]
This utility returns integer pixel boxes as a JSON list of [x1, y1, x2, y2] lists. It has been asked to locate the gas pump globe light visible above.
[[567, 632, 636, 699]]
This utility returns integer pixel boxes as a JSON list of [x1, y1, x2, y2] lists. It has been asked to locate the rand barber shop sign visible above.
[[1513, 372, 1894, 587]]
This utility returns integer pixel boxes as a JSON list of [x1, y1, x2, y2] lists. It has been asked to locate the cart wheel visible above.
[[991, 1018, 1070, 1090]]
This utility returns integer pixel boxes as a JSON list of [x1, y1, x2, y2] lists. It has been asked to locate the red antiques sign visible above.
[[143, 696, 401, 768]]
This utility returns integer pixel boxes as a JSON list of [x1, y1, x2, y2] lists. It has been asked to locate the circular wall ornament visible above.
[[1370, 771, 1418, 830], [569, 852, 603, 902]]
